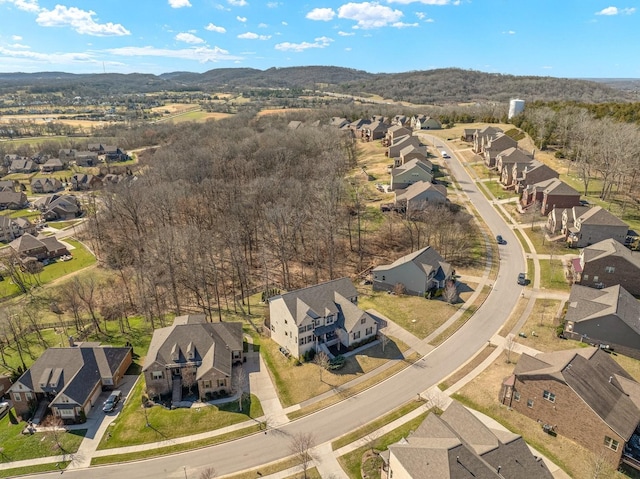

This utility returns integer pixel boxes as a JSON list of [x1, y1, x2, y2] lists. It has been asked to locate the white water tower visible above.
[[508, 99, 525, 119]]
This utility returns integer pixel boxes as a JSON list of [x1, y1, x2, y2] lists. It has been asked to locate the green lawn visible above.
[[539, 259, 570, 291], [338, 412, 429, 479], [46, 220, 82, 230], [358, 290, 460, 339], [0, 462, 70, 478], [0, 411, 85, 462], [482, 180, 519, 200], [0, 208, 41, 221], [34, 239, 96, 284], [523, 227, 574, 256], [98, 378, 263, 449]]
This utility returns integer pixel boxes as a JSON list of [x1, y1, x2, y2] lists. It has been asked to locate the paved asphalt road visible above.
[[41, 139, 526, 479]]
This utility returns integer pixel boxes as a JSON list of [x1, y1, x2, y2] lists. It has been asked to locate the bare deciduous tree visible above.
[[504, 334, 517, 364], [199, 467, 217, 479], [314, 351, 331, 383], [289, 432, 315, 479], [379, 332, 390, 353], [234, 366, 249, 412], [442, 280, 458, 304]]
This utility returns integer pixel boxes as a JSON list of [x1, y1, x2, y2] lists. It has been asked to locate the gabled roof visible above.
[[514, 348, 640, 440], [388, 401, 552, 479], [566, 284, 640, 335], [372, 246, 453, 280], [143, 315, 243, 380], [392, 158, 432, 176], [399, 144, 428, 159], [395, 181, 447, 203], [0, 190, 26, 205], [531, 178, 579, 197], [582, 238, 640, 268], [274, 278, 359, 327], [576, 206, 628, 228], [10, 233, 45, 253], [496, 147, 532, 164], [9, 344, 131, 407]]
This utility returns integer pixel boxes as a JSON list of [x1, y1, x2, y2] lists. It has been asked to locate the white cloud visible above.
[[238, 31, 271, 40], [387, 0, 450, 4], [8, 43, 30, 48], [36, 5, 131, 36], [392, 21, 418, 28], [228, 0, 247, 5], [274, 36, 332, 52], [338, 2, 403, 29], [0, 45, 96, 64], [168, 0, 191, 7], [175, 32, 205, 44], [504, 30, 515, 34], [237, 16, 247, 22], [106, 45, 242, 63], [258, 22, 268, 27], [0, 0, 40, 13], [205, 23, 226, 33], [12, 35, 23, 41], [282, 21, 288, 25], [338, 31, 355, 36], [267, 1, 280, 7], [596, 6, 635, 15], [306, 7, 336, 21], [415, 11, 425, 19]]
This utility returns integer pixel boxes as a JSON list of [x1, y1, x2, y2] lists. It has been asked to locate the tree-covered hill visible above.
[[0, 66, 634, 103]]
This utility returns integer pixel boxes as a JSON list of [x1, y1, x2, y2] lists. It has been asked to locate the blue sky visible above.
[[0, 0, 638, 78]]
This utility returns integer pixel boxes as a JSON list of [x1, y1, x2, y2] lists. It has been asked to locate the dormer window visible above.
[[170, 343, 180, 361], [186, 342, 195, 361]]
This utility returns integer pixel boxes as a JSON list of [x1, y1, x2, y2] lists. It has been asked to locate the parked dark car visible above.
[[102, 390, 122, 413], [517, 273, 526, 285], [496, 235, 506, 245]]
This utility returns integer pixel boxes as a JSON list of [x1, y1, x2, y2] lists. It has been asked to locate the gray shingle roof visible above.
[[143, 315, 243, 380], [577, 206, 628, 227], [582, 238, 640, 268], [566, 284, 640, 335], [388, 401, 552, 478], [372, 246, 453, 279], [515, 348, 640, 440]]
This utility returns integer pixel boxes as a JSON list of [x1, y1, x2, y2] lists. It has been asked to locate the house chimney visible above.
[[609, 376, 613, 383], [69, 336, 75, 347]]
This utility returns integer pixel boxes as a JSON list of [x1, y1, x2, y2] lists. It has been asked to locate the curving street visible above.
[[33, 138, 527, 478]]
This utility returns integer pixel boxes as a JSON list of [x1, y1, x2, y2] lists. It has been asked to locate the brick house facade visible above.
[[500, 348, 640, 469]]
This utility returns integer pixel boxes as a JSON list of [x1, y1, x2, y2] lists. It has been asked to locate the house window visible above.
[[202, 380, 211, 389], [59, 409, 75, 417], [366, 327, 373, 335], [152, 371, 163, 380], [361, 317, 366, 324], [353, 331, 361, 340], [382, 275, 386, 281], [13, 393, 20, 402], [298, 326, 305, 333], [326, 316, 334, 325], [593, 276, 599, 282], [217, 379, 226, 388], [604, 436, 619, 451], [583, 274, 589, 281], [605, 266, 615, 273], [271, 324, 276, 332], [26, 392, 33, 400], [527, 399, 534, 408], [543, 390, 556, 402], [514, 391, 520, 402], [284, 319, 288, 324]]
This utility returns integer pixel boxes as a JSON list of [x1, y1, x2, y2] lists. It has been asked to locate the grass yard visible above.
[[332, 400, 425, 451], [0, 208, 41, 221], [514, 228, 531, 254], [523, 226, 575, 256], [482, 179, 519, 200], [357, 290, 460, 340], [98, 379, 263, 449], [45, 219, 83, 230], [512, 299, 572, 352], [453, 355, 629, 479], [0, 411, 85, 462], [338, 411, 429, 479], [261, 336, 409, 408], [0, 462, 70, 478], [438, 344, 497, 391], [469, 164, 492, 179], [539, 259, 571, 291], [498, 297, 529, 337]]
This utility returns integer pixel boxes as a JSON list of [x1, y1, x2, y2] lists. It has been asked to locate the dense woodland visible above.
[[79, 112, 476, 326]]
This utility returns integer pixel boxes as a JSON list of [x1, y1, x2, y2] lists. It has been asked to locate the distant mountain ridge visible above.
[[0, 66, 634, 103]]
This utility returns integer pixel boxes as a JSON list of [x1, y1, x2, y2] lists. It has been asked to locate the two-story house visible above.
[[394, 144, 429, 167], [395, 181, 447, 213], [564, 284, 640, 359], [372, 246, 453, 296], [500, 348, 640, 471], [390, 159, 433, 190], [472, 126, 503, 153], [570, 238, 640, 295], [268, 278, 377, 359], [521, 178, 581, 215], [495, 147, 533, 185], [563, 206, 628, 248], [483, 133, 518, 168], [512, 160, 559, 193], [143, 315, 243, 403], [9, 342, 132, 423]]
